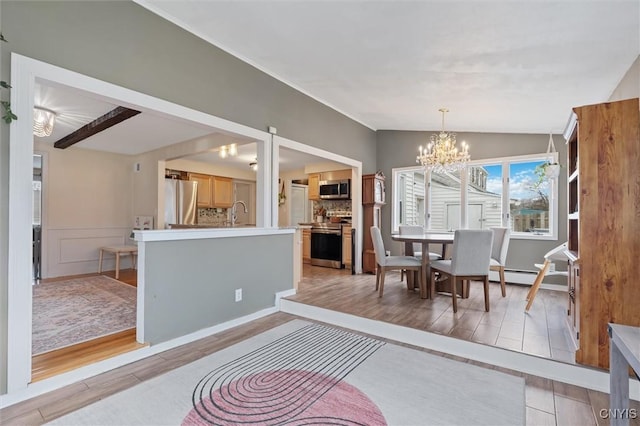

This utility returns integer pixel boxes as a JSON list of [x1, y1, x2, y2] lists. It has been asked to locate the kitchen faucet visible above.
[[230, 200, 248, 226]]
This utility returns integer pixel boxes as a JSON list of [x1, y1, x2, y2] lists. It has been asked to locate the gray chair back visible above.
[[450, 229, 493, 275], [370, 226, 387, 267], [490, 227, 510, 264], [399, 225, 424, 255]]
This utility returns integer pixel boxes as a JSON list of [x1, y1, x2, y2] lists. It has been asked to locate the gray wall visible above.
[[142, 234, 293, 344], [376, 130, 568, 273], [0, 0, 376, 395]]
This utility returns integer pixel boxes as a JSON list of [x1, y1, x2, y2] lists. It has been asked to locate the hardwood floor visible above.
[[32, 269, 139, 382], [3, 312, 638, 425], [291, 264, 576, 364], [6, 266, 635, 425]]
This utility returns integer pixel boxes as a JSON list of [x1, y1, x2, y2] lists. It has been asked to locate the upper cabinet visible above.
[[212, 176, 233, 208], [308, 173, 320, 201], [189, 173, 213, 208], [188, 173, 234, 208]]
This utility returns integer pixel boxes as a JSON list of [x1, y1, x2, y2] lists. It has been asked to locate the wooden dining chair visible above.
[[489, 227, 510, 297], [429, 229, 493, 313], [370, 226, 422, 297], [398, 225, 442, 284]]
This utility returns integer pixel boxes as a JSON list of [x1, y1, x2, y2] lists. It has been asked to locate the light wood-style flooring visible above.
[[7, 266, 636, 425], [291, 264, 576, 364], [32, 269, 140, 382], [4, 312, 638, 425]]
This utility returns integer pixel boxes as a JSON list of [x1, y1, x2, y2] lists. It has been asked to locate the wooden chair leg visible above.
[[115, 253, 121, 279], [451, 276, 458, 313], [526, 260, 550, 312], [499, 266, 506, 297], [375, 267, 380, 291], [483, 276, 490, 312], [378, 268, 386, 297]]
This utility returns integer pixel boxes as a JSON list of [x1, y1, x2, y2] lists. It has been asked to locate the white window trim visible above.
[[392, 152, 559, 240]]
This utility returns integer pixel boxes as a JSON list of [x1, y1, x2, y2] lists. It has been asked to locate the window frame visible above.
[[391, 152, 559, 240]]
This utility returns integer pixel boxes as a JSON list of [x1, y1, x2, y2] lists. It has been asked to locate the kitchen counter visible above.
[[169, 223, 256, 229]]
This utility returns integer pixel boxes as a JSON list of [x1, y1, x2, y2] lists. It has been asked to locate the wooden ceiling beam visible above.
[[54, 106, 141, 149]]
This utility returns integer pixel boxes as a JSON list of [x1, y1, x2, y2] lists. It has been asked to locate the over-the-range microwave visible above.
[[319, 179, 350, 199]]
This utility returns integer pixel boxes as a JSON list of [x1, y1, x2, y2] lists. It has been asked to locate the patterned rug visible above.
[[48, 320, 525, 425], [32, 275, 136, 355]]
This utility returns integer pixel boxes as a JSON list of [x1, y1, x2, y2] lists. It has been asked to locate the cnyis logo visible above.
[[599, 408, 638, 419]]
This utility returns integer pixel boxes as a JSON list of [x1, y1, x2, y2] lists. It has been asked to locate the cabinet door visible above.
[[308, 173, 320, 200], [189, 173, 213, 208], [342, 226, 352, 266], [213, 176, 233, 208], [302, 229, 311, 263]]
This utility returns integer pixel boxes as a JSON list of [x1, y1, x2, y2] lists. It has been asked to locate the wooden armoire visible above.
[[362, 172, 385, 274], [563, 97, 640, 369]]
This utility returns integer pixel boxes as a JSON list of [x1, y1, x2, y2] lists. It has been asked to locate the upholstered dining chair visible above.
[[489, 227, 510, 297], [370, 226, 422, 298], [429, 229, 493, 313], [399, 225, 442, 283]]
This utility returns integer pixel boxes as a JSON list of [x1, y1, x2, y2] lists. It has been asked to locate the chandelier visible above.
[[33, 107, 56, 137], [417, 108, 470, 173]]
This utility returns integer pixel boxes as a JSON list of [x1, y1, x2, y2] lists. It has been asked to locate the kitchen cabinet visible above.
[[362, 172, 385, 273], [188, 173, 213, 208], [308, 173, 320, 200], [188, 173, 234, 208], [212, 176, 233, 208], [342, 225, 352, 267], [302, 228, 311, 264], [563, 97, 640, 369]]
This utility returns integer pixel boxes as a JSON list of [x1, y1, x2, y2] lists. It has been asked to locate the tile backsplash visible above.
[[198, 208, 229, 226], [313, 200, 352, 217]]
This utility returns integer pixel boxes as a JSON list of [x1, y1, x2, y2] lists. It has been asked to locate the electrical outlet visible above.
[[235, 288, 242, 302]]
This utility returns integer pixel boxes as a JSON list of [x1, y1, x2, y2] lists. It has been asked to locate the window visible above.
[[392, 153, 558, 239]]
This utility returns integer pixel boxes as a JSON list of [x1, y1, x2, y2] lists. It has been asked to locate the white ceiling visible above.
[[34, 83, 334, 171], [137, 0, 639, 134]]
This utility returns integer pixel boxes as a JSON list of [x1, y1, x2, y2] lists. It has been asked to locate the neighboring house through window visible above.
[[392, 153, 558, 239]]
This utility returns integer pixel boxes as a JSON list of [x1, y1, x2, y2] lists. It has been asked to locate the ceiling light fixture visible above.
[[219, 145, 228, 159], [228, 143, 237, 156], [417, 108, 470, 173], [33, 106, 56, 137], [249, 158, 258, 171]]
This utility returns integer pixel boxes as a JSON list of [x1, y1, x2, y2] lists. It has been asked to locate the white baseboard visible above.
[[0, 305, 278, 409], [280, 299, 639, 402]]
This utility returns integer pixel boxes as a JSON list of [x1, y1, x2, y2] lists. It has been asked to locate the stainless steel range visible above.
[[310, 223, 343, 269]]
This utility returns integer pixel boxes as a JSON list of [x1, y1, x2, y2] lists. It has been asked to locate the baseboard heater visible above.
[[491, 268, 567, 292]]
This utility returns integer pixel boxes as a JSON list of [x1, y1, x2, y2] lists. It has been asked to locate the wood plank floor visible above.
[[32, 269, 140, 381], [3, 312, 638, 425], [290, 264, 577, 364], [8, 266, 637, 425]]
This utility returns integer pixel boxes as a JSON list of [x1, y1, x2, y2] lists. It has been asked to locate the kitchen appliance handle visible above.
[[311, 229, 341, 235]]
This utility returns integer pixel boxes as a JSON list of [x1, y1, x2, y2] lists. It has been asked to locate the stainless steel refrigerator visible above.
[[164, 179, 198, 227]]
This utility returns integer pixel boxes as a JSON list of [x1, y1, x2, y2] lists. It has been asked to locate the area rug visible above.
[[48, 320, 525, 425], [32, 275, 136, 355]]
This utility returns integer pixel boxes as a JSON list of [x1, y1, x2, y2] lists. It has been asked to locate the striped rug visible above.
[[48, 320, 525, 425]]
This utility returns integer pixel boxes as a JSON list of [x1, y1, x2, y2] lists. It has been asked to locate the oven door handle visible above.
[[311, 229, 341, 235]]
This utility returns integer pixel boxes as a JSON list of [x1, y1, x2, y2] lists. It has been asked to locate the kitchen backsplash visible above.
[[313, 200, 352, 217], [198, 208, 229, 225]]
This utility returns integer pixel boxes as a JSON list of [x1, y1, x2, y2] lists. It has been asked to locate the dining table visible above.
[[391, 231, 455, 299]]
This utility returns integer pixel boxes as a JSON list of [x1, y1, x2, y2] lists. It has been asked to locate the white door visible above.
[[446, 203, 484, 229], [290, 184, 310, 225]]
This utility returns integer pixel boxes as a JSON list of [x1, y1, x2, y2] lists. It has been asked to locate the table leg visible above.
[[610, 338, 630, 426], [421, 241, 429, 299], [98, 249, 104, 274], [115, 253, 120, 280]]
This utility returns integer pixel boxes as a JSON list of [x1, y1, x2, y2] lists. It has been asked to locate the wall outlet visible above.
[[235, 288, 242, 302]]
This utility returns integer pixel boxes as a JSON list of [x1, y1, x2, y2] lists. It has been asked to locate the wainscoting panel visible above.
[[45, 227, 133, 278]]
